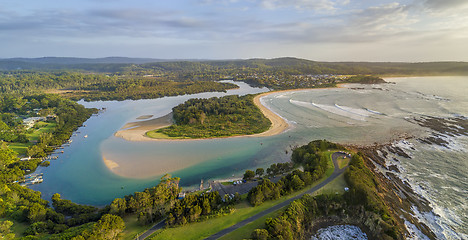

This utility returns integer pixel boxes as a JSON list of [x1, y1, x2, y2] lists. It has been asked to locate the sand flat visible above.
[[114, 113, 173, 141]]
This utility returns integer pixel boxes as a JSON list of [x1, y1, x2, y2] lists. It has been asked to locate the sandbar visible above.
[[136, 115, 153, 120], [114, 113, 173, 141], [102, 157, 119, 170]]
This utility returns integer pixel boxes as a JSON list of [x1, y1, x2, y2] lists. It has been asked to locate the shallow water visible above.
[[31, 77, 468, 239]]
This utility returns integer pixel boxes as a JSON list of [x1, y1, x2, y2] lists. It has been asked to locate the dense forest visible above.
[[0, 71, 237, 101], [166, 190, 240, 227], [250, 145, 403, 240], [152, 95, 271, 138], [2, 57, 467, 102]]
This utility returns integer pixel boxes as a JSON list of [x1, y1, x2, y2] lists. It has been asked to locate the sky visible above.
[[1, 0, 468, 61]]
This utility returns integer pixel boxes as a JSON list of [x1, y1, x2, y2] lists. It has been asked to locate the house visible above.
[[177, 192, 186, 199], [23, 117, 46, 129]]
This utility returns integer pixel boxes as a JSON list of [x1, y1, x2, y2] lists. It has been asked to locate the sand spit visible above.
[[114, 113, 173, 141]]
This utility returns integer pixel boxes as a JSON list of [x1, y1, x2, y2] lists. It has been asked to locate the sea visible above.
[[30, 77, 468, 239]]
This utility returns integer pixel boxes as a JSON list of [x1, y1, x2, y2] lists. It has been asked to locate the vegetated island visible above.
[[149, 94, 271, 139], [115, 93, 290, 141]]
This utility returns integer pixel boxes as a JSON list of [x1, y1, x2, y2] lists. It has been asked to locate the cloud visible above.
[[0, 7, 209, 40], [237, 2, 418, 44], [258, 0, 338, 11], [420, 0, 468, 10]]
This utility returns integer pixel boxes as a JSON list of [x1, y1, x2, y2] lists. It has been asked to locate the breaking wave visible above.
[[311, 225, 367, 240], [290, 99, 384, 122]]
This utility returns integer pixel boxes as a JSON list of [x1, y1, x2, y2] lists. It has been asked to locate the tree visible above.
[[89, 214, 125, 240], [0, 220, 15, 239], [249, 188, 264, 206], [256, 168, 264, 177], [0, 144, 17, 169], [252, 229, 269, 240], [109, 198, 126, 216], [243, 170, 255, 180], [290, 175, 305, 191]]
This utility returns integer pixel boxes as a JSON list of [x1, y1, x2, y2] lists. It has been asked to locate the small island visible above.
[[147, 94, 272, 139]]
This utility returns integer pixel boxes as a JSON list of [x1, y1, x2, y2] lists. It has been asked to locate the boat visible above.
[[84, 135, 88, 138]]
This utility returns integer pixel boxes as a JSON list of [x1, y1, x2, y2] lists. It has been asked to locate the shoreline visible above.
[[113, 84, 348, 143], [107, 84, 348, 173], [113, 91, 294, 142]]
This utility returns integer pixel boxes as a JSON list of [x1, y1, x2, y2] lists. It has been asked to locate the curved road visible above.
[[137, 152, 348, 240]]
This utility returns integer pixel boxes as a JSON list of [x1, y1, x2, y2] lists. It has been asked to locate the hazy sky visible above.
[[2, 0, 468, 61]]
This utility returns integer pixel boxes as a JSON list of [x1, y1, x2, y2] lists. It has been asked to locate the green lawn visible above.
[[313, 172, 348, 196], [337, 157, 350, 169], [8, 122, 56, 155], [221, 181, 234, 186], [120, 214, 154, 240], [218, 208, 282, 240], [322, 150, 336, 176], [145, 131, 186, 139], [148, 151, 338, 240], [8, 142, 33, 155], [26, 122, 56, 142], [0, 218, 28, 238]]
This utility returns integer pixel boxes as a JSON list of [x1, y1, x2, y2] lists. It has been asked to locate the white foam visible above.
[[378, 140, 468, 240], [290, 100, 367, 121], [335, 104, 374, 117], [404, 220, 431, 240], [365, 108, 385, 115], [311, 225, 367, 240]]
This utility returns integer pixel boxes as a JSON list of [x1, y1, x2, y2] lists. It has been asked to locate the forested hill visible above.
[[1, 57, 468, 76]]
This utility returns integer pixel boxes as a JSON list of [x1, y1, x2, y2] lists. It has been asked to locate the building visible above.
[[22, 117, 46, 129]]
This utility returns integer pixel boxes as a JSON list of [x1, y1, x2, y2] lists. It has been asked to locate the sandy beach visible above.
[[114, 113, 174, 141], [113, 92, 290, 142]]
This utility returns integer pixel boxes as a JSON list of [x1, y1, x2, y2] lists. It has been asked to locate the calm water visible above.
[[31, 77, 467, 239]]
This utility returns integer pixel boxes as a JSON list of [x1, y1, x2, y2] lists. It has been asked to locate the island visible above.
[[114, 93, 290, 141]]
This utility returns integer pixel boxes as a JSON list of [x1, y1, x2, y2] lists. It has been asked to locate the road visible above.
[[204, 152, 348, 240], [137, 151, 347, 240], [135, 219, 165, 240]]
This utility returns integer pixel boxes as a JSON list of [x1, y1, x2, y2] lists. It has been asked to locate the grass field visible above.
[[0, 218, 28, 238], [145, 131, 185, 139], [148, 151, 338, 240], [337, 157, 350, 169], [7, 122, 56, 155], [313, 172, 348, 196], [8, 142, 33, 155], [218, 208, 282, 240], [26, 122, 56, 142], [120, 214, 154, 240]]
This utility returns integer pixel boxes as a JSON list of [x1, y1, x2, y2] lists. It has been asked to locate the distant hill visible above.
[[1, 57, 467, 76], [3, 57, 165, 64]]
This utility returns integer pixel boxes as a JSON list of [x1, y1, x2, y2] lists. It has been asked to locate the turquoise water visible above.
[[30, 81, 270, 205], [31, 77, 467, 239]]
